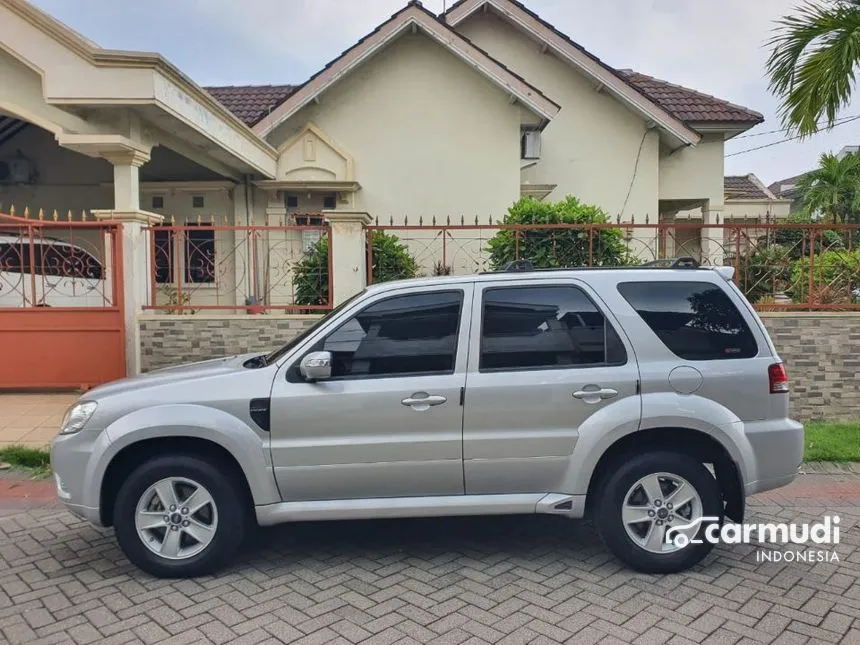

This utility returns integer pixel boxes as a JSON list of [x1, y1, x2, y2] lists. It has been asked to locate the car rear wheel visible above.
[[595, 451, 723, 573], [114, 454, 247, 578]]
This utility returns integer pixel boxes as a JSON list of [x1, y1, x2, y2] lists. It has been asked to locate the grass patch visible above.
[[804, 422, 860, 462], [0, 446, 51, 478]]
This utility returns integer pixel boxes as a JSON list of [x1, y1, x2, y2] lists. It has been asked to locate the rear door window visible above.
[[617, 281, 757, 360]]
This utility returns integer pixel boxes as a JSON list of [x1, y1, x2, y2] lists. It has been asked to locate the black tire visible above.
[[595, 451, 723, 574], [113, 454, 248, 578]]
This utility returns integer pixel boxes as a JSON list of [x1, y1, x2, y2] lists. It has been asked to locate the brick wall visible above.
[[139, 315, 321, 372], [139, 313, 859, 421], [759, 313, 860, 421]]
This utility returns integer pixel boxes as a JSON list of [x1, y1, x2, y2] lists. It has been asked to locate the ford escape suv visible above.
[[51, 259, 804, 578]]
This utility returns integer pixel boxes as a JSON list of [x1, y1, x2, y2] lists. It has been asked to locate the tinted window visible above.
[[617, 281, 757, 360], [39, 244, 103, 279], [480, 286, 626, 371], [0, 244, 22, 273], [0, 242, 102, 278], [319, 291, 463, 379]]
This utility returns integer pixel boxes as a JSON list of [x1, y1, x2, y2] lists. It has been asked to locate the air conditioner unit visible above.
[[0, 157, 32, 184], [521, 130, 541, 160]]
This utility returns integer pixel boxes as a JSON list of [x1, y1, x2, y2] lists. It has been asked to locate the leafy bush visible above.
[[293, 231, 419, 306], [789, 248, 860, 304], [739, 245, 794, 304], [487, 196, 631, 269]]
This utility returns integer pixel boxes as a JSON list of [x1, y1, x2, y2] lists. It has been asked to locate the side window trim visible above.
[[470, 281, 628, 374], [286, 284, 474, 382]]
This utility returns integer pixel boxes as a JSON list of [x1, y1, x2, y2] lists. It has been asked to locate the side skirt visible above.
[[255, 493, 586, 526]]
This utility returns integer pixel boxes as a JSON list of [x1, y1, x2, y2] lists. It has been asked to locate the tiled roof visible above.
[[442, 0, 762, 127], [725, 175, 774, 200], [617, 71, 763, 125], [204, 85, 297, 127], [768, 172, 809, 197], [206, 2, 762, 131]]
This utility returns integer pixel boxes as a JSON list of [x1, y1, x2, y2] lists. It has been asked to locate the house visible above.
[[0, 0, 766, 381], [0, 0, 763, 233], [724, 174, 791, 222]]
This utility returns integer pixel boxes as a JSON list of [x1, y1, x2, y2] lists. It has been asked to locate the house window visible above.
[[151, 195, 164, 209], [521, 129, 541, 160], [286, 195, 299, 209], [323, 195, 336, 209], [293, 215, 324, 226], [192, 195, 205, 208], [153, 222, 215, 284]]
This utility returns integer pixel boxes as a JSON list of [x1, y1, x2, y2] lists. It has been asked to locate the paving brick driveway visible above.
[[0, 475, 858, 645]]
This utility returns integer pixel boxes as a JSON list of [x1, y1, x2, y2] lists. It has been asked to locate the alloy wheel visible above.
[[622, 471, 704, 554], [134, 477, 218, 560]]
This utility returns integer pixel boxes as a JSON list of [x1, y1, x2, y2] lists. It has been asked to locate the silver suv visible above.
[[51, 260, 804, 578]]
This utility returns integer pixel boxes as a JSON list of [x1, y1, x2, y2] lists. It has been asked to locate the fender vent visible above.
[[249, 398, 270, 432], [554, 500, 573, 511]]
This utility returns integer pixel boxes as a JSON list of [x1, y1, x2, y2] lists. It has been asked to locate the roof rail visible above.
[[498, 259, 535, 272], [640, 257, 700, 268]]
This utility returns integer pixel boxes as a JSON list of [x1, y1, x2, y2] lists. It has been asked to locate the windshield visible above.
[[262, 291, 365, 365]]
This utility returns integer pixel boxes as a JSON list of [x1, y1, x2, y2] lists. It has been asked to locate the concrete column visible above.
[[701, 205, 725, 266], [323, 210, 372, 305], [91, 209, 164, 376], [100, 149, 150, 212]]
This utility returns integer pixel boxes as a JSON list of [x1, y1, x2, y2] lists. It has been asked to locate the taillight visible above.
[[768, 362, 789, 394]]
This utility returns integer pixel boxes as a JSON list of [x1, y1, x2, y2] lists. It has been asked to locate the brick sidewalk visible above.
[[0, 474, 857, 645]]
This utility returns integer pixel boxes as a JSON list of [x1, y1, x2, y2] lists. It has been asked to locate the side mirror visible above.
[[299, 351, 332, 382]]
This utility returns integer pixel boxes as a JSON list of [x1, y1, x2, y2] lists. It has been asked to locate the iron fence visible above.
[[367, 221, 860, 311], [143, 223, 332, 313], [0, 212, 120, 308]]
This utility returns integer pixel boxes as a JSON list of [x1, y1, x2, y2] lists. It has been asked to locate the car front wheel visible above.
[[595, 451, 724, 573], [113, 454, 247, 578]]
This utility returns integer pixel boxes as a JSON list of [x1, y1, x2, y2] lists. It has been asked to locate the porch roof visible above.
[[0, 0, 278, 178]]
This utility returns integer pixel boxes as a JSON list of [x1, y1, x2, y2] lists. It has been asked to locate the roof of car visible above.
[[365, 265, 731, 293], [0, 232, 79, 248]]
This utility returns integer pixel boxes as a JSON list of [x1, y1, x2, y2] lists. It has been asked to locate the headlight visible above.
[[60, 401, 98, 435]]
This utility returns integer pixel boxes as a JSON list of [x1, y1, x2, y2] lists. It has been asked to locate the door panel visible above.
[[270, 285, 474, 501], [463, 281, 640, 495]]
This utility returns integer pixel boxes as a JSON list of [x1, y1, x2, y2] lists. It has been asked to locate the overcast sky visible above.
[[29, 0, 860, 186]]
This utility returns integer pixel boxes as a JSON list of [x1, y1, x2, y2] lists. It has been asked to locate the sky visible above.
[[28, 0, 860, 186]]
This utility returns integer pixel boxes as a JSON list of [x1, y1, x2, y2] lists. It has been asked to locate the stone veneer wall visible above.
[[139, 313, 859, 421], [139, 315, 321, 372], [759, 313, 860, 421]]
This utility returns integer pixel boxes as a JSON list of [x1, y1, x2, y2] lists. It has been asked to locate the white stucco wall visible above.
[[456, 12, 659, 220], [723, 200, 791, 221], [268, 32, 523, 223], [659, 136, 725, 207]]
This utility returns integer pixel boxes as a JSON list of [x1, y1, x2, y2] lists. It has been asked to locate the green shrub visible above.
[[739, 245, 794, 304], [487, 196, 632, 269], [293, 231, 419, 306], [789, 248, 860, 304]]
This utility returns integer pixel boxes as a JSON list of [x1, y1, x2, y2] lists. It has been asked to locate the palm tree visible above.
[[766, 0, 860, 136], [795, 151, 860, 222]]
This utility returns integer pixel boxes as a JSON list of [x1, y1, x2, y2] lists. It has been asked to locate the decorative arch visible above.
[[275, 122, 354, 182]]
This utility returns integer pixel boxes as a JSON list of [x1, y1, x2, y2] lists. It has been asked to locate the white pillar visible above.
[[91, 210, 163, 376], [701, 205, 725, 266], [323, 210, 372, 305]]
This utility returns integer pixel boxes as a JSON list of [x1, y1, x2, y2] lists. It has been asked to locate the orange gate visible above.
[[0, 213, 126, 389]]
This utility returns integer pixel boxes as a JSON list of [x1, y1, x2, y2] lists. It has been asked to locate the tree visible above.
[[293, 231, 418, 306], [487, 196, 632, 270], [766, 0, 860, 136], [795, 152, 860, 223]]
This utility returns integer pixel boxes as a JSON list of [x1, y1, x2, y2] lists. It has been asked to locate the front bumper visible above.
[[50, 428, 106, 527], [743, 418, 804, 495]]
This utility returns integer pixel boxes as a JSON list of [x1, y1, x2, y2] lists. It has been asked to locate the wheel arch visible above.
[[583, 427, 745, 522], [85, 404, 281, 526]]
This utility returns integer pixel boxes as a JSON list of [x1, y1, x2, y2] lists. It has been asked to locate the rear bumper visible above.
[[743, 418, 804, 495]]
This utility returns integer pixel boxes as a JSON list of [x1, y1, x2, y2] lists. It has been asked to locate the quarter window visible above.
[[617, 281, 757, 360], [480, 285, 626, 371], [318, 291, 463, 379]]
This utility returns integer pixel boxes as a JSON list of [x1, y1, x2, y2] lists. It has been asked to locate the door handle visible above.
[[401, 393, 447, 410], [572, 387, 618, 404]]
